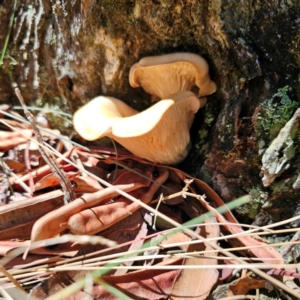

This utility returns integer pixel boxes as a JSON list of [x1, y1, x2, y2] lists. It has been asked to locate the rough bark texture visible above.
[[0, 0, 300, 225]]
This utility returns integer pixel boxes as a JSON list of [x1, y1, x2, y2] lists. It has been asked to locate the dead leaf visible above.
[[0, 145, 288, 299], [73, 175, 103, 193], [190, 190, 284, 266], [154, 203, 183, 229], [114, 218, 149, 276], [170, 218, 220, 300], [111, 168, 153, 186], [227, 274, 267, 296], [66, 270, 180, 300], [0, 116, 30, 129], [34, 171, 80, 191], [10, 147, 73, 187], [30, 183, 141, 242], [30, 210, 149, 298], [2, 158, 26, 172], [0, 105, 10, 117], [0, 240, 30, 256], [215, 213, 284, 265], [0, 130, 33, 150], [68, 170, 169, 236], [161, 232, 192, 252], [0, 190, 64, 240]]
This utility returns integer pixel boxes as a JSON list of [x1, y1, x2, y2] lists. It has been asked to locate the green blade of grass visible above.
[[0, 0, 17, 67]]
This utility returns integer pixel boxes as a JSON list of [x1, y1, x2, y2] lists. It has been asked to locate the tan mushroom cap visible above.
[[129, 52, 217, 100], [73, 96, 138, 141], [73, 92, 205, 164]]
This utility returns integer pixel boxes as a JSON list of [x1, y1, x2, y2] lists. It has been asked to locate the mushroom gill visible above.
[[129, 52, 216, 100], [73, 92, 205, 164]]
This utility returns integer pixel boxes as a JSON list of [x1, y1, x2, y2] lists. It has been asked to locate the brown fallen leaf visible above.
[[154, 202, 183, 228], [114, 216, 149, 276], [161, 232, 192, 252], [34, 171, 80, 191], [170, 218, 220, 300], [3, 253, 63, 270], [217, 214, 284, 266], [66, 270, 180, 300], [227, 273, 268, 296], [0, 189, 64, 240], [30, 183, 142, 242], [73, 175, 103, 193], [68, 170, 169, 235], [0, 117, 31, 129], [0, 240, 30, 256], [30, 210, 149, 298], [2, 158, 26, 173], [75, 147, 239, 225], [110, 168, 153, 186], [223, 221, 284, 265], [10, 147, 74, 187], [0, 129, 33, 150], [191, 191, 284, 266], [0, 220, 36, 241], [67, 148, 285, 266]]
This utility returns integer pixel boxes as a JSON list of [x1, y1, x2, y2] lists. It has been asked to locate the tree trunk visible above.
[[0, 0, 299, 224]]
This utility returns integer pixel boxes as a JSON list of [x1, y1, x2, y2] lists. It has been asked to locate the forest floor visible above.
[[0, 97, 300, 300]]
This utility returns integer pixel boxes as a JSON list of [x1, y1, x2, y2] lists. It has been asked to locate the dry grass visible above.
[[0, 107, 300, 299]]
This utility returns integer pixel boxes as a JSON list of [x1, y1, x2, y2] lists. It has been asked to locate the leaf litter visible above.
[[0, 102, 300, 299]]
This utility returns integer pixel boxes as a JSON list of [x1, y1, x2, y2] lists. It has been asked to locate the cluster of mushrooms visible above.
[[74, 53, 216, 165]]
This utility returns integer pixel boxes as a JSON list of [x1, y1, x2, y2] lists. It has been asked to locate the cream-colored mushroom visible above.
[[129, 53, 216, 100], [73, 92, 205, 164]]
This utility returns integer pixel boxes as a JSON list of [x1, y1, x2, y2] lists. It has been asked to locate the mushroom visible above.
[[73, 96, 139, 141], [129, 53, 216, 100], [73, 91, 205, 164]]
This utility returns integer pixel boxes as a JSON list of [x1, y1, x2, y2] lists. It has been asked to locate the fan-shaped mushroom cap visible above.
[[129, 53, 216, 100], [73, 96, 138, 141], [73, 92, 204, 164]]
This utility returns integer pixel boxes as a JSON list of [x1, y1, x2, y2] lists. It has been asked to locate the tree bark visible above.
[[0, 0, 299, 224]]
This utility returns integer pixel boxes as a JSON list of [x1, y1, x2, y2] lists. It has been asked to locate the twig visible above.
[[153, 193, 164, 230], [15, 88, 75, 205], [182, 179, 193, 197], [151, 180, 201, 204], [24, 141, 34, 196], [0, 264, 26, 293], [1, 160, 31, 196]]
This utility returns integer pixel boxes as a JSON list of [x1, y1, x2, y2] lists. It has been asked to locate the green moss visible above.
[[196, 102, 217, 155], [33, 98, 73, 135], [225, 123, 232, 133], [235, 187, 269, 219], [254, 86, 298, 150]]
